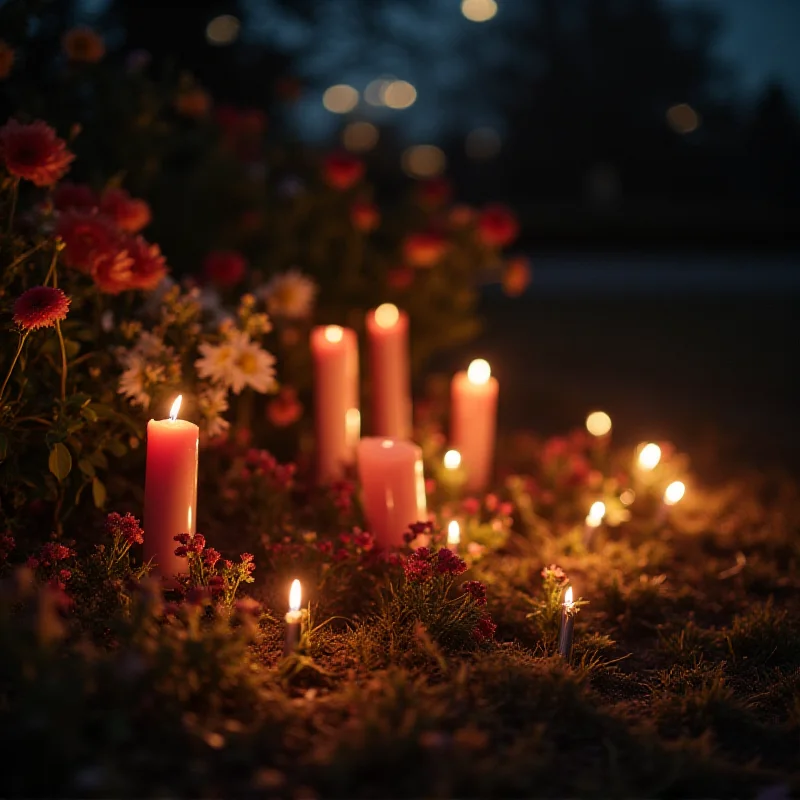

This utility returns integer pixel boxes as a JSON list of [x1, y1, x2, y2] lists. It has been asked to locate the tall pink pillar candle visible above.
[[366, 303, 411, 438], [144, 396, 198, 578], [451, 359, 499, 493], [311, 325, 360, 483], [357, 437, 428, 549]]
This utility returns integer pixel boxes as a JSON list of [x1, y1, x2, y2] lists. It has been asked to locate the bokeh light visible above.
[[637, 442, 662, 470], [374, 303, 400, 329], [323, 84, 359, 114], [402, 144, 446, 178], [206, 15, 240, 45], [447, 520, 461, 546], [383, 80, 417, 109], [666, 103, 700, 134], [585, 411, 612, 437], [620, 489, 636, 506], [365, 77, 393, 106], [342, 121, 379, 152], [444, 449, 462, 469], [467, 359, 491, 385], [461, 0, 498, 22], [324, 325, 344, 343], [588, 500, 606, 521], [664, 481, 686, 505], [465, 127, 502, 159]]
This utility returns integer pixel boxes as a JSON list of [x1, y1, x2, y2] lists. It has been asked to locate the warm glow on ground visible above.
[[586, 411, 612, 436], [467, 359, 491, 385]]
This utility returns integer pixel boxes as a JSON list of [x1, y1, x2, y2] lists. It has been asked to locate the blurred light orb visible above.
[[620, 489, 636, 506], [447, 519, 461, 546], [588, 501, 606, 521], [465, 127, 502, 159], [206, 15, 240, 46], [585, 514, 602, 529], [586, 411, 612, 437], [664, 481, 686, 506], [324, 325, 344, 344], [666, 103, 700, 134], [402, 144, 446, 178], [323, 84, 359, 114], [383, 80, 417, 110], [365, 77, 394, 106], [375, 303, 400, 329], [467, 358, 491, 385], [342, 121, 379, 152], [461, 0, 498, 22], [637, 442, 662, 470], [444, 449, 462, 470]]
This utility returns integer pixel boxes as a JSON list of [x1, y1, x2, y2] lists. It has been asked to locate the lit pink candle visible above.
[[144, 395, 198, 578], [451, 359, 498, 492], [311, 325, 360, 483], [357, 437, 427, 548], [366, 303, 411, 438]]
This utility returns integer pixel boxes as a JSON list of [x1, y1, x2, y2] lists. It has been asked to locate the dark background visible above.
[[19, 0, 800, 470]]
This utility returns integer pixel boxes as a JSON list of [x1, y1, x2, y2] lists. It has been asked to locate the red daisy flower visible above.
[[203, 250, 247, 288], [100, 188, 151, 233], [0, 119, 74, 187], [125, 236, 168, 291], [13, 286, 71, 331], [56, 210, 121, 275], [322, 152, 364, 190], [92, 248, 134, 295]]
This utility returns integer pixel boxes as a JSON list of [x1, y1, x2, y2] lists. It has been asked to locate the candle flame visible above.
[[447, 519, 461, 546], [374, 303, 400, 329], [585, 410, 612, 437], [564, 586, 574, 606], [289, 579, 302, 612], [169, 395, 182, 421], [467, 358, 491, 385], [588, 500, 606, 521], [585, 514, 602, 529], [324, 325, 344, 343], [664, 480, 686, 506], [638, 442, 662, 470], [443, 449, 462, 469]]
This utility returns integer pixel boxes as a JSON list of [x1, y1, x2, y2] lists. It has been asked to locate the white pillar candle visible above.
[[366, 303, 411, 439], [451, 359, 498, 492], [311, 325, 360, 483], [357, 437, 427, 549]]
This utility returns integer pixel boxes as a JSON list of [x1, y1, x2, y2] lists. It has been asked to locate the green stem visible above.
[[7, 179, 19, 236], [44, 246, 59, 286], [0, 332, 29, 403], [5, 240, 47, 273], [56, 320, 67, 401]]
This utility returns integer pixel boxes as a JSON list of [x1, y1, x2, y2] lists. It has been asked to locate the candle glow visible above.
[[374, 303, 400, 329], [324, 325, 344, 344], [586, 411, 612, 437], [443, 449, 462, 469], [589, 500, 606, 520], [169, 395, 182, 421], [447, 519, 461, 546], [467, 358, 491, 385], [664, 480, 686, 505], [638, 442, 662, 470], [564, 585, 574, 607], [289, 579, 302, 613]]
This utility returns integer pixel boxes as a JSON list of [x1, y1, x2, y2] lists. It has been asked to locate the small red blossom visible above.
[[404, 547, 434, 583], [56, 210, 122, 275], [0, 532, 15, 562], [105, 512, 144, 546], [174, 545, 188, 558], [322, 152, 364, 190], [541, 564, 567, 583], [403, 232, 448, 268], [203, 250, 247, 288], [462, 497, 481, 515], [477, 204, 519, 248], [0, 119, 74, 187], [267, 386, 303, 427], [188, 534, 206, 554], [473, 615, 497, 644], [13, 286, 70, 331], [204, 547, 221, 568], [38, 542, 75, 566], [462, 580, 487, 606], [27, 557, 40, 569], [100, 188, 151, 233], [350, 200, 380, 232], [208, 575, 226, 594], [436, 548, 467, 576], [53, 182, 97, 212], [173, 533, 192, 545]]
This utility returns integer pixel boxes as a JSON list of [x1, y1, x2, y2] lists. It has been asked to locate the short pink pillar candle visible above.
[[451, 359, 498, 492], [311, 324, 360, 483], [366, 303, 411, 439], [357, 437, 428, 549], [144, 395, 198, 578]]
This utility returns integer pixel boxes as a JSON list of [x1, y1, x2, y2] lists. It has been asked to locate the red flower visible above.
[[350, 201, 379, 232], [13, 286, 70, 331], [417, 177, 452, 207], [403, 232, 448, 268], [267, 386, 303, 428], [502, 256, 531, 297], [105, 512, 144, 546], [56, 210, 122, 275], [92, 247, 135, 295], [404, 547, 435, 583], [386, 267, 414, 291], [204, 548, 221, 568], [462, 580, 487, 606], [477, 204, 519, 248], [174, 545, 188, 558], [53, 182, 97, 212], [203, 250, 247, 288], [473, 615, 496, 643], [435, 548, 467, 576], [100, 188, 151, 233], [322, 152, 364, 190], [0, 119, 74, 187], [124, 235, 168, 291]]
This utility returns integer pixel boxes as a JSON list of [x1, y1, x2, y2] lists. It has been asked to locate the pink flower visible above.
[[188, 534, 205, 554], [53, 182, 97, 212], [477, 204, 519, 248], [404, 547, 434, 582], [92, 247, 135, 295], [541, 564, 567, 583], [462, 580, 487, 606], [435, 548, 467, 576], [105, 512, 144, 546], [322, 152, 364, 190], [203, 250, 247, 288], [0, 119, 74, 186], [100, 188, 151, 233], [13, 286, 70, 331], [38, 542, 74, 566], [174, 545, 188, 558], [204, 547, 221, 568], [473, 615, 496, 643]]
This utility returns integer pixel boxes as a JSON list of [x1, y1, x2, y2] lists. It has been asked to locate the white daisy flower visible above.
[[259, 269, 317, 319], [198, 384, 230, 440], [195, 332, 276, 395]]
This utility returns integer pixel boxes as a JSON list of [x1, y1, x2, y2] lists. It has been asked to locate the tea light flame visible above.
[[586, 411, 612, 437], [374, 303, 400, 329], [564, 586, 574, 606], [289, 579, 302, 612], [169, 395, 182, 422], [443, 449, 462, 469], [447, 519, 461, 546], [588, 500, 606, 521], [467, 358, 491, 385], [664, 480, 686, 506], [638, 442, 662, 470], [324, 325, 344, 344]]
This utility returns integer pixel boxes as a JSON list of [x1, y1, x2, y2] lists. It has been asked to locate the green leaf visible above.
[[107, 438, 128, 458], [92, 477, 107, 509], [81, 406, 98, 423], [48, 443, 72, 482], [88, 450, 108, 470], [0, 432, 7, 462], [78, 458, 96, 478], [86, 403, 116, 419]]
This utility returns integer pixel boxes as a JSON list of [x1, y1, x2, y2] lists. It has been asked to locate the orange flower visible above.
[[175, 88, 211, 119], [56, 210, 121, 274], [477, 204, 519, 248], [267, 387, 303, 428], [13, 287, 71, 331], [403, 232, 448, 268], [62, 27, 105, 64], [203, 250, 247, 288], [417, 177, 452, 207], [322, 152, 364, 190], [0, 119, 74, 187], [53, 182, 97, 212], [92, 249, 135, 295], [350, 201, 379, 232], [100, 188, 151, 233], [0, 40, 14, 80], [125, 236, 168, 291], [502, 257, 531, 297]]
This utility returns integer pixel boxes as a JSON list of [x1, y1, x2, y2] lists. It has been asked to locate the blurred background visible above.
[[7, 0, 800, 471]]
